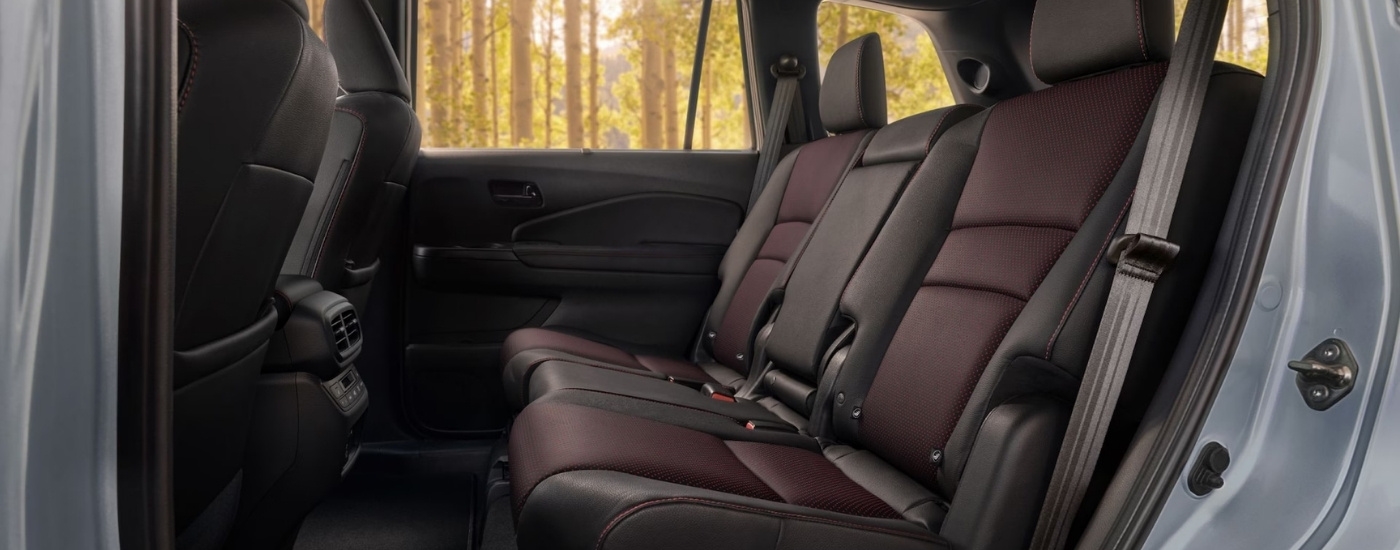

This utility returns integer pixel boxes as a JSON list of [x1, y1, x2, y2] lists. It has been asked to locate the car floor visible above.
[[293, 440, 499, 550]]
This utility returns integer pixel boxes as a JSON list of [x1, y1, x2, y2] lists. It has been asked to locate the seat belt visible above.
[[748, 55, 808, 211], [1029, 0, 1229, 547]]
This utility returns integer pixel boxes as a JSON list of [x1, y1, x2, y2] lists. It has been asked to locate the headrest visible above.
[[1030, 0, 1175, 84], [325, 0, 413, 100], [820, 34, 888, 134], [282, 0, 310, 21]]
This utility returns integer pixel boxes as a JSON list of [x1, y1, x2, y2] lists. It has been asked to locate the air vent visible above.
[[329, 309, 361, 354]]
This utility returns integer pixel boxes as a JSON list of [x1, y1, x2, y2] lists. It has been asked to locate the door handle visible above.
[[489, 180, 543, 208]]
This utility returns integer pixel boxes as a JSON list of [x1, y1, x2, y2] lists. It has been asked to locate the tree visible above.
[[472, 0, 491, 145], [587, 0, 600, 148], [511, 0, 534, 145], [565, 0, 584, 147], [306, 0, 327, 35], [638, 0, 664, 148]]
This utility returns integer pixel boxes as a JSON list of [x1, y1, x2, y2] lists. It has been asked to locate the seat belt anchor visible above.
[[1108, 233, 1180, 282], [770, 54, 807, 79]]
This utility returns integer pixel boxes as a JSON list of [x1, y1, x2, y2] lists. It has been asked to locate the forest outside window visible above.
[[816, 3, 954, 123], [1175, 0, 1269, 74], [409, 0, 751, 150]]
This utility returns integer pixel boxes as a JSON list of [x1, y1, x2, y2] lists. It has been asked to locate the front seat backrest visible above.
[[283, 0, 422, 311], [173, 0, 337, 546]]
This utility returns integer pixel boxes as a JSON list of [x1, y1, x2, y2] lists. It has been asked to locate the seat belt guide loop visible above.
[[1108, 233, 1180, 282]]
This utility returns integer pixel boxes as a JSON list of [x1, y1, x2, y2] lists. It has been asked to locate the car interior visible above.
[[158, 0, 1278, 548]]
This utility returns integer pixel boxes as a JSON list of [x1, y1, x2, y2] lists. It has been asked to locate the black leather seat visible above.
[[173, 0, 337, 547], [282, 0, 422, 312]]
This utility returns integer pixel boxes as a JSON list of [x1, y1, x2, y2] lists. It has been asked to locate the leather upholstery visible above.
[[284, 0, 422, 312], [505, 0, 1265, 541], [501, 35, 889, 406], [1030, 0, 1175, 84], [820, 33, 889, 133], [504, 104, 979, 416], [855, 63, 1167, 486], [173, 0, 336, 545]]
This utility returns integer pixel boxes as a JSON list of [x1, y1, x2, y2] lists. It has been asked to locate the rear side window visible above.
[[1177, 0, 1269, 74], [816, 2, 954, 124], [412, 0, 752, 150]]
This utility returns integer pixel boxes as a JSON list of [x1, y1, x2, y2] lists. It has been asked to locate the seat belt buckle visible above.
[[701, 382, 736, 402], [1108, 233, 1180, 282], [744, 419, 799, 433]]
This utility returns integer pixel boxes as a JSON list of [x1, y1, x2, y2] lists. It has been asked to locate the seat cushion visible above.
[[501, 328, 743, 409], [510, 401, 899, 519]]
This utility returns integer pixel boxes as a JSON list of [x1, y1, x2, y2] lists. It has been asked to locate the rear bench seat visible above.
[[505, 0, 1263, 548], [505, 35, 981, 416], [501, 35, 986, 408]]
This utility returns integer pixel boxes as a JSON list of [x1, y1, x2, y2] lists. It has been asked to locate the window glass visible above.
[[816, 2, 954, 124], [1176, 0, 1269, 74], [414, 0, 750, 149], [306, 0, 326, 35]]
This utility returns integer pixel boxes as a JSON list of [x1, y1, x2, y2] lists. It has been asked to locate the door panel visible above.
[[404, 149, 757, 437]]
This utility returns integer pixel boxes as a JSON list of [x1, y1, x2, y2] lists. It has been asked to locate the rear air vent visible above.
[[330, 309, 361, 354]]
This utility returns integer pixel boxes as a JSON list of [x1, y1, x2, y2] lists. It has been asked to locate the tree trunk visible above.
[[640, 3, 663, 149], [663, 45, 679, 149], [701, 63, 713, 150], [428, 0, 450, 144], [564, 0, 584, 148], [836, 5, 849, 47], [542, 1, 556, 147], [511, 0, 534, 145], [472, 0, 490, 145], [587, 0, 600, 148], [491, 0, 501, 146], [448, 0, 464, 140], [307, 0, 326, 35]]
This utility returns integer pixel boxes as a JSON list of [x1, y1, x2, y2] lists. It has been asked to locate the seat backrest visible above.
[[173, 0, 337, 542], [282, 0, 422, 311], [702, 34, 887, 375]]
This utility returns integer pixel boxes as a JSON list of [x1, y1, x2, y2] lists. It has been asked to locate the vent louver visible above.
[[329, 309, 361, 354]]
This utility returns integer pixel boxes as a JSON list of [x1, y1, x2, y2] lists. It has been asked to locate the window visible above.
[[306, 0, 327, 35], [816, 2, 954, 124], [413, 0, 751, 150], [1177, 0, 1269, 74]]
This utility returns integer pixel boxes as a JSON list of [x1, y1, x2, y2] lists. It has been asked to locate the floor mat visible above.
[[293, 471, 476, 550]]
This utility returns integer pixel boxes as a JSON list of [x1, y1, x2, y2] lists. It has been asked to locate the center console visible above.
[[227, 276, 371, 549]]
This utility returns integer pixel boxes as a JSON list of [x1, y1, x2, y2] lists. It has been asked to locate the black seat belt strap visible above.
[[748, 55, 807, 212], [1029, 0, 1229, 547]]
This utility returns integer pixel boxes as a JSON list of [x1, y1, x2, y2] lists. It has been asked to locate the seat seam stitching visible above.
[[1044, 191, 1135, 360], [311, 107, 370, 277], [177, 21, 199, 113], [593, 497, 937, 550]]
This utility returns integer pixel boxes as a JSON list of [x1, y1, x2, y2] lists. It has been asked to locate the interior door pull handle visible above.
[[489, 180, 543, 207]]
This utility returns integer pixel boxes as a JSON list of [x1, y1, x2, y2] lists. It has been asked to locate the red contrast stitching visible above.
[[594, 497, 937, 550], [1134, 0, 1149, 60], [310, 107, 369, 278], [177, 21, 199, 112], [1044, 192, 1135, 360], [922, 107, 959, 155], [854, 35, 868, 126], [556, 388, 746, 424]]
